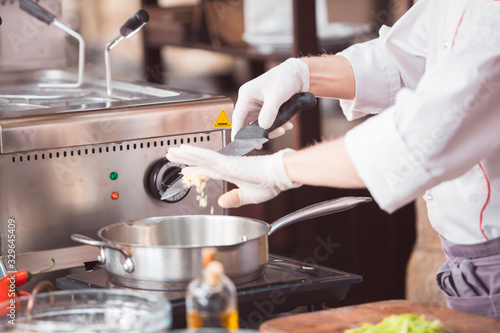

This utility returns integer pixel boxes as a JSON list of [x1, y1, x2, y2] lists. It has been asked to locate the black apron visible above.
[[436, 235, 500, 320]]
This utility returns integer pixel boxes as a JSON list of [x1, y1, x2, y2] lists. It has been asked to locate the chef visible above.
[[167, 0, 500, 319]]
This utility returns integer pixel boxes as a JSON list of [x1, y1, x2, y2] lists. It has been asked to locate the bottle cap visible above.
[[204, 261, 224, 285], [201, 247, 218, 267]]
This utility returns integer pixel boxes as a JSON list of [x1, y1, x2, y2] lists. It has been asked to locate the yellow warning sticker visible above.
[[213, 109, 232, 129]]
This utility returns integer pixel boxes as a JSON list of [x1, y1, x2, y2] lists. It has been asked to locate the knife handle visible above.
[[20, 0, 56, 25], [266, 92, 317, 133], [235, 92, 317, 140]]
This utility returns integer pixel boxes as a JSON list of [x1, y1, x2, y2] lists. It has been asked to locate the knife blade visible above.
[[161, 92, 317, 200]]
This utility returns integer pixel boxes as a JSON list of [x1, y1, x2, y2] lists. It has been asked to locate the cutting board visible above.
[[259, 300, 500, 333]]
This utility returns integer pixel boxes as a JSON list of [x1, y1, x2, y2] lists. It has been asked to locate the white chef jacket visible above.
[[339, 0, 500, 244]]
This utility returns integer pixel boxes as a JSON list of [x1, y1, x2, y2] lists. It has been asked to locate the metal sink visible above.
[[0, 69, 194, 119]]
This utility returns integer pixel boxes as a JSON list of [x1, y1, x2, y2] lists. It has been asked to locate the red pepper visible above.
[[0, 258, 55, 287], [0, 260, 53, 316], [0, 276, 33, 316], [0, 279, 20, 316], [1, 271, 30, 287], [0, 281, 16, 301], [0, 281, 31, 302]]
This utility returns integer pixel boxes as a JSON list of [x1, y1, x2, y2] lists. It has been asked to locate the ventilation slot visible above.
[[10, 135, 211, 163]]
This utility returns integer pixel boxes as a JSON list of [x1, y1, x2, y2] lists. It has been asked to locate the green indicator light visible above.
[[110, 172, 118, 181]]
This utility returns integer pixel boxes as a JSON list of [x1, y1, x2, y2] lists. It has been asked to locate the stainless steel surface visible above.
[[15, 246, 99, 272], [161, 175, 194, 201], [268, 196, 373, 235], [0, 87, 90, 100], [217, 137, 269, 156], [0, 103, 49, 111], [70, 234, 135, 273], [105, 34, 125, 97], [0, 70, 233, 153], [71, 197, 371, 290], [0, 69, 232, 258], [0, 128, 228, 254]]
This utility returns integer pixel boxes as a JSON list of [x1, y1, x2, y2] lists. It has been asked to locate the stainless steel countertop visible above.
[[0, 70, 234, 153]]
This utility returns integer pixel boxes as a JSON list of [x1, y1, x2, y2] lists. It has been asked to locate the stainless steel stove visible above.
[[0, 69, 233, 266], [56, 254, 362, 329]]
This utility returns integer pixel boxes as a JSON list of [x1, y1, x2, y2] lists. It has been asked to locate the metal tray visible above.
[[0, 69, 233, 153], [0, 69, 210, 119]]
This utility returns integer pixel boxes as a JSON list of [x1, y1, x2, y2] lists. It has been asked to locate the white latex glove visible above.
[[166, 145, 302, 208], [232, 58, 310, 140]]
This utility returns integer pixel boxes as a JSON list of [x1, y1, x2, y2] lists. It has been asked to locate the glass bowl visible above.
[[0, 288, 171, 332]]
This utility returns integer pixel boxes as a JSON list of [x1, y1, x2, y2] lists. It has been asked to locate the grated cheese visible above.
[[182, 173, 209, 208]]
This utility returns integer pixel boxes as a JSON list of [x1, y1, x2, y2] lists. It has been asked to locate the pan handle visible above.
[[268, 196, 373, 236], [70, 234, 135, 273]]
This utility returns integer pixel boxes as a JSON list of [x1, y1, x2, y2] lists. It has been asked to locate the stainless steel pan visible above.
[[71, 196, 372, 290]]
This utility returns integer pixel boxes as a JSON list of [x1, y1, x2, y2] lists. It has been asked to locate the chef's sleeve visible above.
[[344, 2, 500, 213], [336, 0, 432, 120]]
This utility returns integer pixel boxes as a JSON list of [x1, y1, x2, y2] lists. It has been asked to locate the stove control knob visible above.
[[148, 158, 190, 203]]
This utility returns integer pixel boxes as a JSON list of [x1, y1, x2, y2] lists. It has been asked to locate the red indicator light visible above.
[[111, 192, 119, 200]]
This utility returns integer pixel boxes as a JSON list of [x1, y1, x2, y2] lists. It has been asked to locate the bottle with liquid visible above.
[[185, 260, 239, 329]]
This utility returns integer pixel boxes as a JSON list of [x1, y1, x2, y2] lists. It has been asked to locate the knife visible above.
[[161, 92, 317, 200]]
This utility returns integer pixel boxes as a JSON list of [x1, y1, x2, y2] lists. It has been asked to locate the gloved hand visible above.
[[232, 58, 309, 140], [166, 145, 302, 208]]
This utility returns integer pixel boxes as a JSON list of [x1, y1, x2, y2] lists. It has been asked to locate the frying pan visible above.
[[71, 196, 372, 290]]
